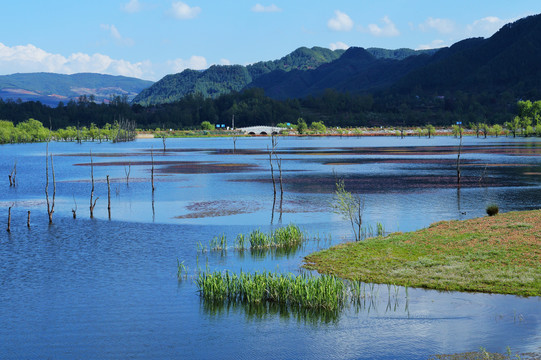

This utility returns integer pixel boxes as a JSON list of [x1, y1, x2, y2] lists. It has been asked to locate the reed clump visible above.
[[196, 271, 348, 311], [206, 224, 306, 252], [177, 259, 188, 280], [245, 224, 304, 249]]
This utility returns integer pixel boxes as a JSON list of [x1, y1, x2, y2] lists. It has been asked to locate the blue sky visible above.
[[0, 1, 539, 81]]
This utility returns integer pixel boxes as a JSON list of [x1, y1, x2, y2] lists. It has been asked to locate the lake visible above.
[[1, 135, 540, 359]]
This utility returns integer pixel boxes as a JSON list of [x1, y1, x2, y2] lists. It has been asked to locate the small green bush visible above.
[[486, 204, 499, 216]]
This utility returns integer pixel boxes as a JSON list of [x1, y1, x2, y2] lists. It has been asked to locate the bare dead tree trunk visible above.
[[89, 150, 99, 218], [270, 193, 276, 225], [152, 191, 155, 223], [162, 132, 167, 152], [268, 146, 276, 196], [107, 175, 111, 219], [9, 161, 16, 186], [27, 210, 30, 228], [7, 203, 13, 232], [456, 130, 463, 185], [150, 148, 155, 192], [232, 135, 237, 154], [45, 143, 55, 224], [125, 163, 131, 186], [72, 195, 77, 219], [274, 153, 283, 197]]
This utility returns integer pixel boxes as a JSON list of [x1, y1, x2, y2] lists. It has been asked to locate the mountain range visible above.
[[0, 73, 153, 106], [132, 47, 436, 105], [1, 13, 540, 109]]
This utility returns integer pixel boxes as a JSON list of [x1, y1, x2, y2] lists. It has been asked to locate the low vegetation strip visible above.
[[304, 210, 541, 296]]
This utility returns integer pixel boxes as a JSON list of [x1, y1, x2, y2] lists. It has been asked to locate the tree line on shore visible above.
[[0, 117, 136, 144], [0, 91, 539, 142]]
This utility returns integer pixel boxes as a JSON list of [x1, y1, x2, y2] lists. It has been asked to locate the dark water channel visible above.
[[1, 136, 540, 359]]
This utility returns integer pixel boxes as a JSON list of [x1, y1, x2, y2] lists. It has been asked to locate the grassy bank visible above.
[[304, 210, 541, 296]]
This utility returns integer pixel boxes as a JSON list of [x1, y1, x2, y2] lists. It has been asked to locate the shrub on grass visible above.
[[486, 204, 499, 216]]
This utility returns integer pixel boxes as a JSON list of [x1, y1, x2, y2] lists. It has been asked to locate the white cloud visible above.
[[466, 16, 507, 37], [168, 55, 208, 73], [100, 24, 134, 46], [251, 4, 281, 13], [417, 39, 446, 50], [367, 16, 399, 37], [168, 1, 201, 19], [219, 58, 231, 65], [0, 42, 153, 79], [419, 16, 510, 39], [419, 17, 456, 34], [329, 41, 349, 51], [327, 10, 353, 32], [122, 0, 141, 13]]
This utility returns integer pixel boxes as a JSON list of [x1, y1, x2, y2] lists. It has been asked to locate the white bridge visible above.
[[236, 126, 282, 135]]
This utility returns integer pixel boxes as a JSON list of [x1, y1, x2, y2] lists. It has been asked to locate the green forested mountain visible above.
[[250, 14, 541, 101], [132, 47, 345, 105], [132, 46, 436, 105], [132, 66, 252, 106], [0, 73, 154, 106]]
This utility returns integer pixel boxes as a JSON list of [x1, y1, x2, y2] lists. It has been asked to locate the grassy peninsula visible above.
[[305, 210, 541, 296]]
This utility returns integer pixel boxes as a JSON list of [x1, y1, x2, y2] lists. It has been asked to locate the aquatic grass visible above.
[[177, 259, 188, 280], [305, 210, 541, 296], [211, 224, 307, 252], [196, 271, 352, 312], [235, 233, 246, 249], [210, 233, 227, 251], [360, 222, 386, 239], [376, 222, 385, 236], [248, 229, 268, 248]]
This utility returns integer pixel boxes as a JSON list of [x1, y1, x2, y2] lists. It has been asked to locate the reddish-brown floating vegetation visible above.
[[175, 200, 262, 219]]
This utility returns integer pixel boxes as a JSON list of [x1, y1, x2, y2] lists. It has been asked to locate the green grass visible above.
[[196, 271, 352, 311], [177, 259, 188, 280], [205, 224, 306, 252], [305, 210, 541, 296]]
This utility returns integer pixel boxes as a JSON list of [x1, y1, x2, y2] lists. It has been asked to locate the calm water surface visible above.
[[0, 136, 540, 359]]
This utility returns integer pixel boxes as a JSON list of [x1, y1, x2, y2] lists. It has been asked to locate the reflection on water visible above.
[[0, 137, 540, 359], [201, 297, 342, 325]]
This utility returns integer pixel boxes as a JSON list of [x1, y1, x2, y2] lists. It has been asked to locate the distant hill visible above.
[[249, 14, 541, 100], [0, 73, 154, 106], [132, 46, 345, 105]]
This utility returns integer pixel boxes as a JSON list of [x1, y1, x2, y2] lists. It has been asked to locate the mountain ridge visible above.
[[0, 72, 154, 106]]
